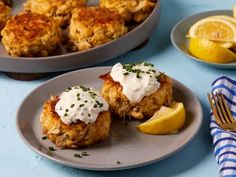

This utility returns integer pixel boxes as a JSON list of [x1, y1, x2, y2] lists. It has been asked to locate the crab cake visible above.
[[40, 86, 111, 148], [100, 62, 173, 120], [0, 1, 10, 31], [1, 12, 62, 57], [100, 0, 156, 23], [24, 0, 87, 26], [68, 7, 127, 51]]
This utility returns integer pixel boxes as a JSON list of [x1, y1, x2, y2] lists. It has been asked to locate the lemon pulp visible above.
[[188, 18, 236, 42]]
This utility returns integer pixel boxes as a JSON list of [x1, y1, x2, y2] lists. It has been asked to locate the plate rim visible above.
[[171, 9, 236, 69], [16, 66, 203, 171]]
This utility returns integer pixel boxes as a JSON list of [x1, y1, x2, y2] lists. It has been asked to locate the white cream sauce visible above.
[[55, 86, 109, 125], [110, 62, 161, 103]]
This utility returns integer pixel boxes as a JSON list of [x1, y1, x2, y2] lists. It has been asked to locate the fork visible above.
[[207, 92, 236, 132]]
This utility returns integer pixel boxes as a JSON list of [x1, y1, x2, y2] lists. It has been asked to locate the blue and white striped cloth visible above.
[[210, 76, 236, 177]]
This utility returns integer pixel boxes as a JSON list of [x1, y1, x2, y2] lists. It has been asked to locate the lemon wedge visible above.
[[136, 102, 186, 135], [188, 37, 236, 63], [188, 18, 236, 42], [233, 5, 236, 19]]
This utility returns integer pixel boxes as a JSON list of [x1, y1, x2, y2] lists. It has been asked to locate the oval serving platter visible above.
[[171, 10, 236, 69], [17, 66, 203, 171], [0, 0, 160, 73]]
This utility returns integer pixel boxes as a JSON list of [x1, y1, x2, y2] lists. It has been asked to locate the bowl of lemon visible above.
[[171, 5, 236, 69]]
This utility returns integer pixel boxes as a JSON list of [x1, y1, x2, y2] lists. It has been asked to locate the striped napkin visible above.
[[210, 76, 236, 177]]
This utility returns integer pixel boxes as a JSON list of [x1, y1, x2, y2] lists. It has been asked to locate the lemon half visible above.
[[188, 17, 236, 42], [136, 102, 186, 135]]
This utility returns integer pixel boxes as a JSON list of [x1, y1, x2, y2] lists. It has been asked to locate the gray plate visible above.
[[171, 10, 236, 69], [0, 0, 160, 73], [16, 66, 203, 171]]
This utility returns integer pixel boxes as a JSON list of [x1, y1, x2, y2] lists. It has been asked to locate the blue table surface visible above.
[[1, 0, 236, 176]]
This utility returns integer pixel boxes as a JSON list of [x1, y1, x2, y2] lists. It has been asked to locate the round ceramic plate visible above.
[[16, 66, 203, 171], [0, 0, 160, 73], [171, 10, 236, 69]]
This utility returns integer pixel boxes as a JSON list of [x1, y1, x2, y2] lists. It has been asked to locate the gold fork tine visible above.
[[216, 92, 231, 124], [219, 93, 236, 124], [207, 93, 223, 125], [211, 92, 225, 124]]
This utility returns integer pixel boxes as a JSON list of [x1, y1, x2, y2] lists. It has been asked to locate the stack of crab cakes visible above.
[[100, 0, 156, 23], [0, 0, 156, 57], [68, 6, 128, 51], [24, 0, 87, 26], [1, 12, 62, 57]]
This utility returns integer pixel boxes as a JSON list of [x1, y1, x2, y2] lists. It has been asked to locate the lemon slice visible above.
[[188, 18, 236, 42], [188, 37, 236, 63], [136, 102, 186, 135]]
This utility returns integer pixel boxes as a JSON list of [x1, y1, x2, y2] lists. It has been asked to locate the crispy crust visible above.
[[40, 96, 111, 148], [0, 2, 10, 31], [1, 12, 62, 57], [100, 73, 173, 119], [24, 0, 87, 26], [68, 7, 127, 51], [100, 0, 156, 23]]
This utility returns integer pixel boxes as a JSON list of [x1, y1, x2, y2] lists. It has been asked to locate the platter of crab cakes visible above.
[[16, 62, 203, 170], [0, 0, 160, 73]]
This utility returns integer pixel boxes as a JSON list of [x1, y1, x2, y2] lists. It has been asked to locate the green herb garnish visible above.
[[42, 136, 47, 140], [66, 87, 72, 92], [89, 92, 97, 99], [74, 154, 83, 158], [116, 161, 121, 164], [79, 104, 84, 107], [49, 147, 56, 151], [70, 104, 75, 108], [80, 86, 89, 92], [82, 152, 89, 156]]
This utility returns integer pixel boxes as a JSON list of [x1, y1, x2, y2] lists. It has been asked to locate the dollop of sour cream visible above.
[[55, 86, 109, 125], [110, 62, 161, 103]]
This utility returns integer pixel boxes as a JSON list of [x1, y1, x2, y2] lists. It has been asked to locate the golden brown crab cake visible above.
[[1, 12, 62, 57], [100, 0, 156, 23], [68, 6, 127, 51], [40, 96, 111, 148], [24, 0, 87, 26], [100, 64, 173, 120], [0, 1, 10, 31]]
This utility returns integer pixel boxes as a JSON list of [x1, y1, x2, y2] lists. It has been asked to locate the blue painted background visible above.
[[1, 0, 236, 176]]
